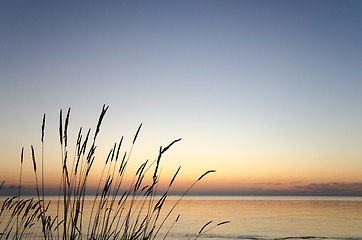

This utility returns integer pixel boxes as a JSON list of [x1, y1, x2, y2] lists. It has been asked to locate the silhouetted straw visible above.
[[64, 108, 71, 148], [133, 123, 142, 144], [217, 221, 230, 226], [169, 166, 181, 187], [94, 104, 109, 140], [198, 221, 212, 234], [161, 138, 181, 154], [1, 106, 229, 240], [31, 145, 36, 173], [41, 114, 45, 143], [194, 220, 230, 239], [198, 170, 216, 181], [59, 109, 63, 145], [17, 147, 24, 240]]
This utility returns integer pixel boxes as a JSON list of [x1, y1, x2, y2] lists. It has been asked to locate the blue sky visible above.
[[1, 1, 362, 195]]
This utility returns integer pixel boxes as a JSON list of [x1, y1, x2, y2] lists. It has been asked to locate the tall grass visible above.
[[0, 105, 229, 239]]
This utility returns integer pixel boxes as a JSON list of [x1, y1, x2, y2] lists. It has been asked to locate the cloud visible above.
[[290, 182, 362, 196], [254, 182, 282, 186], [288, 181, 302, 184], [2, 182, 362, 197], [5, 185, 18, 190], [187, 181, 362, 196], [0, 184, 29, 196], [0, 184, 57, 196]]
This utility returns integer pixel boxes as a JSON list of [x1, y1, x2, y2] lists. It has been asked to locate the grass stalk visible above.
[[16, 147, 24, 240], [1, 105, 228, 240]]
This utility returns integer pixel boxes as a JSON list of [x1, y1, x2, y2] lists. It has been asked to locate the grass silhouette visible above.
[[0, 105, 228, 239]]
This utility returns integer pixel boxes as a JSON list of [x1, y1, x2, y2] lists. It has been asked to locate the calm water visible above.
[[161, 196, 362, 240], [1, 196, 362, 240]]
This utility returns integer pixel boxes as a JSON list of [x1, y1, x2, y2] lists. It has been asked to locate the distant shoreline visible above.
[[2, 195, 362, 201]]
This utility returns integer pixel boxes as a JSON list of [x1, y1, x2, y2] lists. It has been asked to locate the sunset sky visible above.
[[1, 1, 362, 196]]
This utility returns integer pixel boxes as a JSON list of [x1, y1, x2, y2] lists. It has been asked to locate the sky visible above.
[[1, 0, 362, 196]]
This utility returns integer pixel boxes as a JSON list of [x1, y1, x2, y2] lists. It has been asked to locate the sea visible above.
[[161, 196, 362, 240], [1, 196, 362, 240]]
